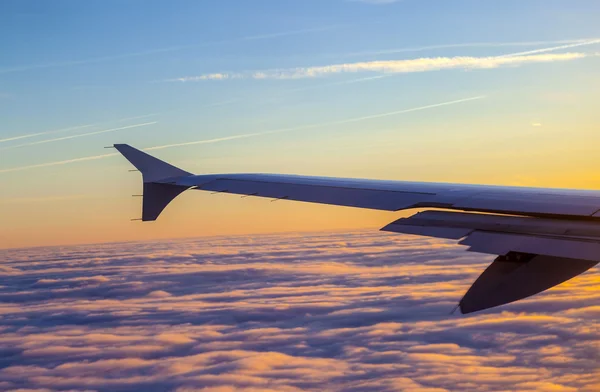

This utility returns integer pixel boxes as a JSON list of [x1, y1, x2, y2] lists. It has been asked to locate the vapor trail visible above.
[[0, 25, 340, 75], [1, 113, 160, 146], [497, 39, 600, 58], [148, 96, 485, 150], [0, 95, 485, 174], [173, 39, 600, 82], [340, 38, 599, 58], [0, 153, 119, 174], [0, 122, 158, 151], [0, 124, 95, 144]]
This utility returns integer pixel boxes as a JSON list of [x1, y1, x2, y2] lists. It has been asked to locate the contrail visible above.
[[497, 39, 600, 58], [173, 39, 600, 82], [148, 96, 486, 150], [0, 25, 341, 75], [339, 38, 599, 58], [0, 124, 95, 144], [0, 96, 485, 174], [1, 113, 160, 145], [0, 153, 119, 174], [0, 122, 158, 151]]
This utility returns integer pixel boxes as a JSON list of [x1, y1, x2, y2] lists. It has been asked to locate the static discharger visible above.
[[450, 304, 461, 315], [271, 196, 289, 202]]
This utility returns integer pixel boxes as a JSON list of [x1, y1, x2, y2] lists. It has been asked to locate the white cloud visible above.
[[171, 40, 600, 82], [171, 53, 589, 82]]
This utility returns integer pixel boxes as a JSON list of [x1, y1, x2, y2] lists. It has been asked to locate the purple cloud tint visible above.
[[0, 231, 598, 391]]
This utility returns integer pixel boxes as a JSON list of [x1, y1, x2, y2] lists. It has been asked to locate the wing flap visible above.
[[381, 224, 473, 240], [460, 231, 600, 263], [384, 210, 600, 238], [451, 191, 600, 217]]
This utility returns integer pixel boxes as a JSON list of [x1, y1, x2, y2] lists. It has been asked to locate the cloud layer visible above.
[[0, 230, 598, 391]]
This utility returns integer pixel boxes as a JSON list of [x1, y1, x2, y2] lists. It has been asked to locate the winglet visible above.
[[113, 144, 193, 221], [113, 144, 192, 183]]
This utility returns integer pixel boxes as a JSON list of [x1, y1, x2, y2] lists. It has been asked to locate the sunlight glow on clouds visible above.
[[0, 231, 597, 391]]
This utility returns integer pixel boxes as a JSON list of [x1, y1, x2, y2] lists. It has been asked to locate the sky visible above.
[[2, 0, 600, 248], [0, 231, 598, 391]]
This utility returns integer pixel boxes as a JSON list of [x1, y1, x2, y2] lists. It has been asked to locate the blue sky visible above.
[[1, 0, 600, 248]]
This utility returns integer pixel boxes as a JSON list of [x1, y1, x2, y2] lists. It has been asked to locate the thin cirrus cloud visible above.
[[170, 39, 600, 82], [0, 96, 484, 174]]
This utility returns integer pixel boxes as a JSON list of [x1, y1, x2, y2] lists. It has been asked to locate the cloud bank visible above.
[[0, 231, 598, 391]]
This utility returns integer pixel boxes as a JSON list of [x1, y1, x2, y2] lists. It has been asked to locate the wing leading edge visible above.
[[114, 144, 600, 314]]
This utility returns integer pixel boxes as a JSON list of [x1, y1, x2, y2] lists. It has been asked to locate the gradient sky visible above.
[[1, 0, 600, 249]]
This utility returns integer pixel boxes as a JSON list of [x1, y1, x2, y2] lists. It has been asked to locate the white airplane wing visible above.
[[114, 144, 600, 314]]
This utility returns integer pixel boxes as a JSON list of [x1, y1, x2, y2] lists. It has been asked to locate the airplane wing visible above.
[[113, 144, 600, 314]]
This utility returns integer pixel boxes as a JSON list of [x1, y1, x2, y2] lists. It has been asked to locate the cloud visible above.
[[0, 96, 484, 173], [171, 52, 589, 82], [0, 231, 597, 391], [170, 40, 600, 82]]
